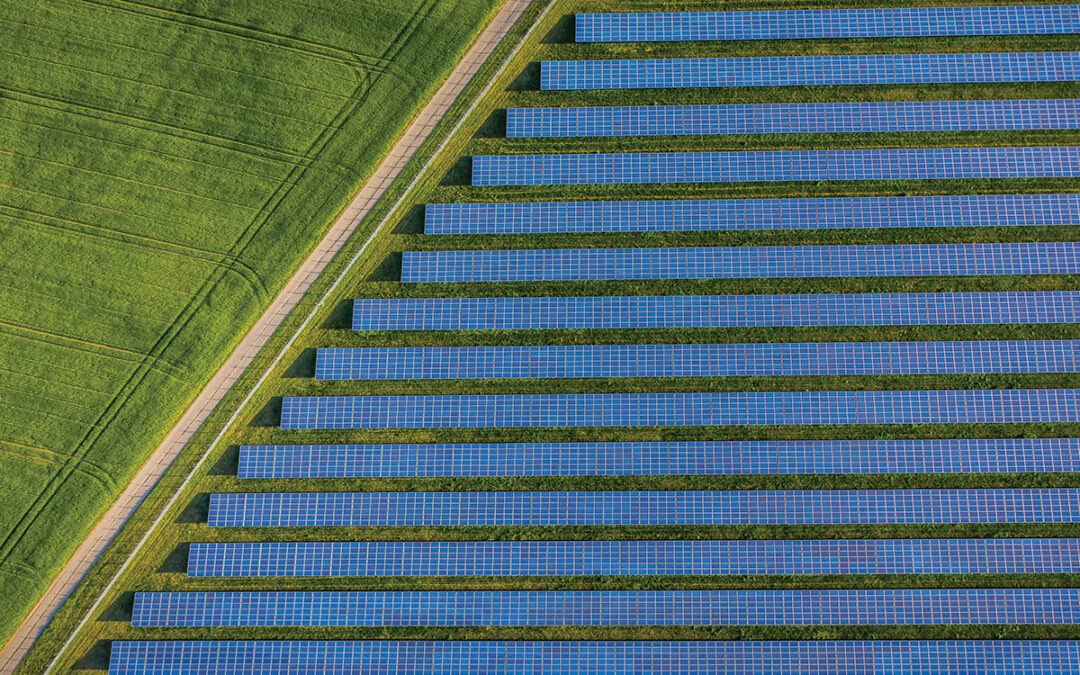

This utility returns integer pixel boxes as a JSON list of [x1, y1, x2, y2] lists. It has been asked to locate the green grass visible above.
[[0, 0, 499, 649], [17, 0, 1080, 671]]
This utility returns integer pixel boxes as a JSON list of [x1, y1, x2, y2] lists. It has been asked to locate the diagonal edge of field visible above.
[[0, 0, 551, 671]]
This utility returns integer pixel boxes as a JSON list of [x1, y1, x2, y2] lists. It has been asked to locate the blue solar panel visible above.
[[108, 640, 1080, 675], [130, 589, 1080, 627], [187, 538, 1080, 578], [207, 489, 1080, 527], [507, 100, 1080, 138], [237, 438, 1080, 479], [401, 243, 1080, 282], [279, 389, 1080, 430], [576, 6, 1080, 42], [471, 147, 1080, 186], [315, 341, 1080, 381], [540, 52, 1080, 90], [424, 194, 1080, 235], [351, 292, 1080, 331]]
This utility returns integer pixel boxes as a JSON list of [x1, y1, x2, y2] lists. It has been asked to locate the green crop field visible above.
[[0, 0, 499, 649], [16, 0, 1080, 672]]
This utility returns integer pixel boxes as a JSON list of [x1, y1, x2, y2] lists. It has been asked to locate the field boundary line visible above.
[[0, 0, 546, 671]]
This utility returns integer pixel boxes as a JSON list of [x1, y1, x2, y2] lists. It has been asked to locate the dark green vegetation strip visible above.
[[23, 0, 1080, 672], [0, 0, 499, 649]]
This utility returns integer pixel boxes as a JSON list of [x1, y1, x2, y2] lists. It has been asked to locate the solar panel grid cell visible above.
[[351, 292, 1080, 330], [471, 147, 1080, 186], [314, 340, 1080, 380], [186, 538, 1080, 578], [575, 6, 1080, 42], [400, 242, 1080, 282], [206, 489, 1080, 527], [506, 100, 1080, 138], [130, 589, 1080, 627], [107, 640, 1080, 675], [279, 389, 1080, 430], [424, 194, 1080, 235], [237, 438, 1080, 479], [539, 52, 1080, 91]]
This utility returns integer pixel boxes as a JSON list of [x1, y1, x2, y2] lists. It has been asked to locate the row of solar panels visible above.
[[575, 5, 1080, 42], [315, 340, 1080, 380], [426, 193, 1080, 234], [541, 52, 1080, 90], [352, 292, 1080, 330], [401, 242, 1080, 282], [471, 146, 1080, 186], [187, 538, 1080, 577], [237, 438, 1080, 478], [507, 99, 1080, 137], [108, 640, 1080, 675], [129, 588, 1080, 627], [206, 489, 1080, 527]]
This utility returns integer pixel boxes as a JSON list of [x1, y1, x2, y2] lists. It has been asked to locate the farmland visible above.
[[0, 0, 498, 648], [15, 0, 1080, 672]]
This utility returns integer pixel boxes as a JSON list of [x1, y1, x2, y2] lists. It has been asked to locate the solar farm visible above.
[[24, 1, 1080, 673]]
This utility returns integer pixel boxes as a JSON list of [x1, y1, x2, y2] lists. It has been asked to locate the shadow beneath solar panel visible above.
[[285, 348, 317, 378], [367, 252, 402, 282], [209, 445, 240, 476], [392, 204, 426, 234], [440, 156, 472, 186], [158, 543, 189, 573], [177, 494, 210, 524], [322, 299, 354, 329], [474, 109, 507, 138], [99, 593, 135, 623], [250, 397, 283, 428], [541, 14, 574, 44], [72, 641, 111, 670], [508, 62, 540, 91]]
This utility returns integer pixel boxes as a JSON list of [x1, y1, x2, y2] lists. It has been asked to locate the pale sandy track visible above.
[[0, 0, 546, 670]]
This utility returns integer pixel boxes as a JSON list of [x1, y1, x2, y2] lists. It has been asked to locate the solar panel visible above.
[[351, 292, 1080, 331], [575, 6, 1080, 42], [206, 489, 1080, 527], [471, 147, 1080, 186], [315, 341, 1080, 381], [279, 389, 1080, 430], [130, 589, 1080, 627], [187, 538, 1080, 578], [237, 438, 1080, 479], [401, 243, 1080, 282], [108, 640, 1080, 675], [424, 194, 1080, 235], [540, 52, 1080, 90], [507, 100, 1080, 138]]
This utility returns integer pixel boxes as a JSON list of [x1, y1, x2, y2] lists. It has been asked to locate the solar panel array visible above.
[[401, 242, 1080, 282], [315, 340, 1080, 381], [131, 589, 1080, 627], [281, 389, 1080, 430], [207, 489, 1080, 527], [237, 438, 1080, 479], [187, 538, 1080, 578], [507, 99, 1080, 138], [352, 292, 1080, 330], [471, 147, 1080, 186], [540, 52, 1080, 90], [108, 640, 1080, 675], [576, 6, 1080, 42], [425, 193, 1080, 235]]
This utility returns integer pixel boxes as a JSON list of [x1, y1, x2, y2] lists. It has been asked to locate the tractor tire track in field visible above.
[[0, 0, 439, 583], [3, 2, 538, 669]]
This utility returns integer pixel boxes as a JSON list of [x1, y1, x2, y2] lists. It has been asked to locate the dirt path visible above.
[[0, 1, 543, 670]]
